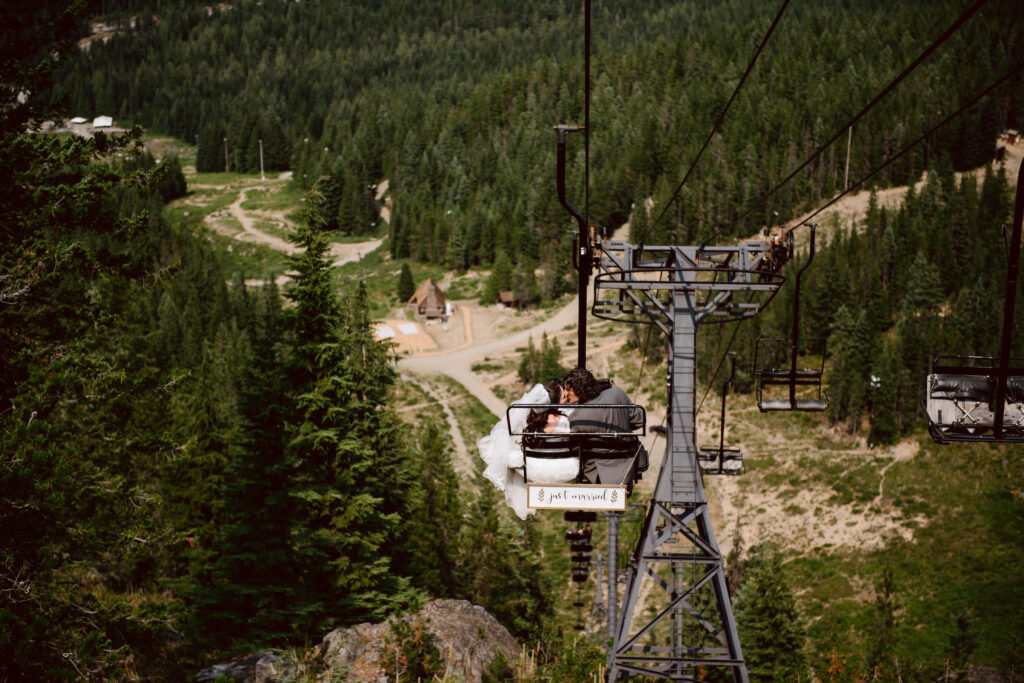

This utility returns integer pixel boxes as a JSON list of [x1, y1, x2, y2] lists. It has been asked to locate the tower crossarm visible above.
[[593, 239, 787, 328]]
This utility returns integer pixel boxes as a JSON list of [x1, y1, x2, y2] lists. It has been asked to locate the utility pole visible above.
[[223, 137, 229, 173], [259, 138, 265, 180]]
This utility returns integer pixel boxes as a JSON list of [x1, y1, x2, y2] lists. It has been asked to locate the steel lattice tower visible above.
[[592, 239, 787, 682]]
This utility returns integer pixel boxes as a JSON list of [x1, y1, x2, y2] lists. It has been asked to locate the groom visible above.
[[562, 368, 645, 487]]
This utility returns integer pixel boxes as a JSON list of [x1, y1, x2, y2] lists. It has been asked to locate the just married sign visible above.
[[527, 484, 627, 511]]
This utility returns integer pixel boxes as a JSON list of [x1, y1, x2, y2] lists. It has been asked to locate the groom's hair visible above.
[[563, 367, 602, 403]]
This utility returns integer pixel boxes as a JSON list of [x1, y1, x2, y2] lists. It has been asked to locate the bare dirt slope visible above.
[[781, 142, 1022, 250]]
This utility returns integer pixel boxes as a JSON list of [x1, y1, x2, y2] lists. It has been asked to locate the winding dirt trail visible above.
[[183, 175, 385, 274], [225, 183, 384, 269], [401, 374, 474, 475]]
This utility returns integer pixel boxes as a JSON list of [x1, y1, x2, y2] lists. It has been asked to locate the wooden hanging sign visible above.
[[527, 484, 627, 511]]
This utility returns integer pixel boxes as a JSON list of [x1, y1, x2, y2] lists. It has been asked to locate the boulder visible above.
[[195, 651, 285, 681], [195, 599, 520, 683], [320, 599, 520, 682]]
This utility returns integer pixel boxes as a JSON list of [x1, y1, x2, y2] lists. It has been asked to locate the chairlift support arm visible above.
[[787, 224, 816, 407], [556, 123, 591, 369], [994, 162, 1024, 439]]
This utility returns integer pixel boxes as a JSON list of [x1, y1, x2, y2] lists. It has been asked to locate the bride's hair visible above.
[[525, 379, 564, 433]]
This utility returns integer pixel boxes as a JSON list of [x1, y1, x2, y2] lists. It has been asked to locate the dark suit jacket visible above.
[[570, 386, 644, 485]]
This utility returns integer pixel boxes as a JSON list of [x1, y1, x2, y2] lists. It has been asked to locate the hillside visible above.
[[3, 0, 1023, 680], [164, 130, 1024, 677]]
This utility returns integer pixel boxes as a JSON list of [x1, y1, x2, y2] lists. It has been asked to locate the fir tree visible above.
[[734, 544, 806, 682], [189, 279, 296, 650], [867, 567, 900, 675], [482, 250, 513, 304], [280, 206, 417, 634], [403, 423, 463, 598], [397, 262, 415, 302]]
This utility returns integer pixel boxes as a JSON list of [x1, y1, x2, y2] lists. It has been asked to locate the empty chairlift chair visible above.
[[754, 225, 829, 412], [925, 355, 1024, 444], [925, 162, 1024, 445], [698, 353, 744, 474]]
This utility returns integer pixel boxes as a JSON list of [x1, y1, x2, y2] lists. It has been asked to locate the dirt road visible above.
[[399, 297, 580, 418], [224, 183, 383, 269], [183, 176, 385, 274]]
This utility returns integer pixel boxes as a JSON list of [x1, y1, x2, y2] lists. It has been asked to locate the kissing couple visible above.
[[478, 367, 646, 519]]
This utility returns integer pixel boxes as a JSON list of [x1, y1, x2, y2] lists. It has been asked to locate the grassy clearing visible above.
[[240, 184, 305, 212], [254, 218, 292, 242], [189, 171, 258, 185], [167, 187, 238, 223], [428, 374, 498, 449], [193, 223, 288, 275]]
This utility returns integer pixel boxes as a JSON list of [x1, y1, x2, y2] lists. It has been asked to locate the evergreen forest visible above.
[[3, 0, 1024, 680]]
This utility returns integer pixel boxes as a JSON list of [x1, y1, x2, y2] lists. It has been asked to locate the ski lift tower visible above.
[[592, 237, 789, 682]]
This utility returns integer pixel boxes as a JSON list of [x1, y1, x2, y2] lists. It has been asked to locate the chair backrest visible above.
[[573, 434, 641, 458], [929, 374, 992, 403], [522, 434, 574, 459], [1006, 377, 1024, 404]]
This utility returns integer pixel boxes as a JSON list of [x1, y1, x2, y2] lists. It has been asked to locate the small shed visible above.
[[498, 291, 520, 309], [93, 115, 113, 128], [408, 278, 447, 319]]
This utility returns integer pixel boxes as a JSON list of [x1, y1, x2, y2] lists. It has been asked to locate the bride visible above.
[[479, 379, 576, 519]]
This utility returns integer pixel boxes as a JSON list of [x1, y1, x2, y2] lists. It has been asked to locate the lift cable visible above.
[[629, 0, 792, 397], [584, 0, 591, 235], [696, 319, 745, 415], [729, 0, 989, 232], [637, 0, 793, 249], [797, 59, 1024, 229]]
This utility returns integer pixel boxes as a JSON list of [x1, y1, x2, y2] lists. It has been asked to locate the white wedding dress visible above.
[[478, 384, 577, 519]]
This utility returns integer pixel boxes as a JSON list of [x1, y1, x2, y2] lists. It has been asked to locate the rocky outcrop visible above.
[[196, 651, 286, 681], [195, 599, 520, 683], [321, 599, 519, 682]]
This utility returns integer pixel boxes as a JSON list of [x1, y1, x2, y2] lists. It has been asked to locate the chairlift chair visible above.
[[925, 355, 1024, 444], [754, 224, 829, 412], [508, 397, 647, 506], [699, 353, 744, 474], [564, 511, 598, 523], [925, 162, 1024, 445]]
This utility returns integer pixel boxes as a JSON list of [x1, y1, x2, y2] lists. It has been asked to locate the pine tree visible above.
[[402, 423, 463, 597], [867, 567, 900, 675], [483, 250, 513, 304], [280, 207, 417, 634], [457, 485, 550, 642], [156, 155, 188, 201], [869, 336, 901, 446], [539, 332, 567, 382], [397, 262, 415, 302], [0, 7, 178, 673], [734, 544, 806, 682], [190, 279, 296, 649], [518, 335, 542, 385]]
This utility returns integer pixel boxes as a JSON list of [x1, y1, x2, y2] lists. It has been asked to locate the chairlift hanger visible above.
[[698, 353, 744, 475], [925, 163, 1024, 445], [753, 223, 829, 412]]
